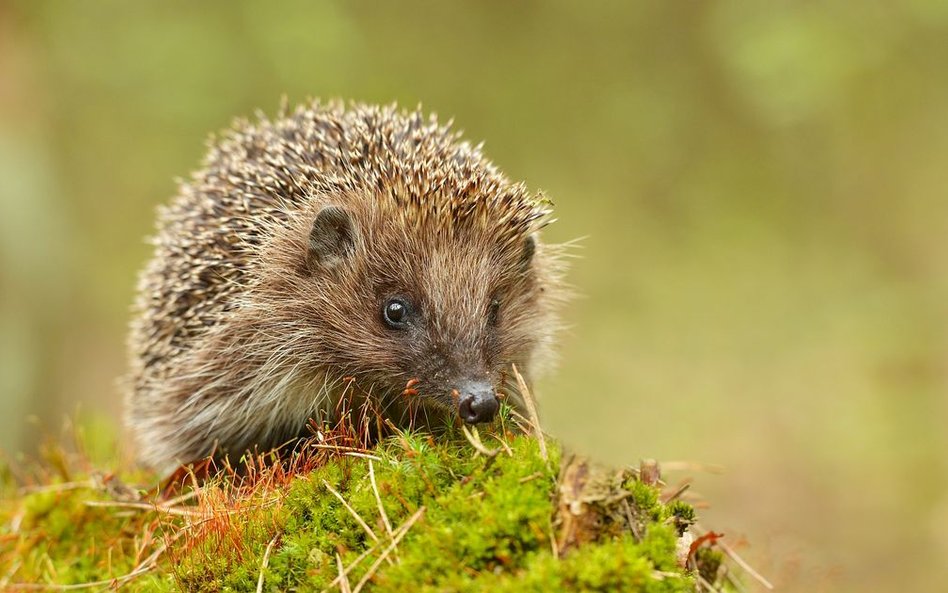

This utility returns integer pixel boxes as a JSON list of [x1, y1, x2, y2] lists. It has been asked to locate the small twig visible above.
[[352, 507, 426, 593], [490, 433, 514, 456], [0, 559, 21, 589], [511, 364, 547, 462], [724, 569, 748, 593], [507, 408, 533, 434], [695, 572, 717, 591], [311, 443, 377, 456], [83, 500, 203, 517], [639, 459, 661, 486], [319, 544, 377, 593], [256, 534, 279, 593], [548, 518, 559, 558], [662, 482, 691, 503], [161, 488, 202, 507], [368, 460, 393, 540], [335, 552, 351, 593], [322, 480, 379, 544], [517, 471, 544, 484], [653, 570, 685, 580], [717, 540, 773, 590], [622, 498, 641, 541], [130, 520, 157, 566], [343, 452, 383, 462], [460, 425, 499, 458]]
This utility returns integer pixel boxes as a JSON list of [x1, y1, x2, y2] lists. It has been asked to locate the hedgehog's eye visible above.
[[488, 298, 501, 326], [382, 298, 411, 328]]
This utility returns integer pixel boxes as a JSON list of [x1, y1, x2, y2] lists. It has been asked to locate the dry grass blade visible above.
[[724, 570, 749, 593], [506, 407, 534, 435], [319, 544, 378, 593], [160, 488, 202, 507], [695, 572, 716, 591], [662, 482, 691, 503], [717, 540, 774, 590], [335, 553, 351, 593], [460, 425, 499, 458], [548, 518, 559, 558], [311, 443, 377, 456], [320, 502, 427, 592], [490, 433, 514, 456], [653, 570, 685, 581], [322, 480, 379, 544], [660, 461, 726, 474], [256, 534, 279, 593], [368, 461, 393, 539], [352, 506, 426, 593], [511, 364, 546, 461], [343, 451, 383, 462], [83, 500, 204, 517]]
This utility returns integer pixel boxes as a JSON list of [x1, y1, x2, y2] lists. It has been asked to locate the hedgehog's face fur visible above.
[[262, 189, 556, 428], [126, 102, 569, 470]]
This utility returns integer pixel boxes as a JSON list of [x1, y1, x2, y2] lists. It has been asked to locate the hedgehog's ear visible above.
[[518, 234, 537, 273], [307, 205, 357, 271]]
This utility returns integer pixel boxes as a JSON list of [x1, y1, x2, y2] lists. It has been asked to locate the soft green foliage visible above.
[[667, 500, 696, 536], [628, 478, 663, 523], [0, 477, 168, 590], [0, 433, 700, 592], [694, 548, 724, 586]]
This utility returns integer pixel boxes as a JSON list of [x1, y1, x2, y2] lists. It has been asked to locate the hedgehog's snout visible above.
[[456, 380, 499, 424]]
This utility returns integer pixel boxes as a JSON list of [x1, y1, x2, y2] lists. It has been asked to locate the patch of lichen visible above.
[[1, 427, 700, 592]]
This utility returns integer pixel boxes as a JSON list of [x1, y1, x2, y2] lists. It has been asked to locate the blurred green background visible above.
[[1, 1, 946, 591]]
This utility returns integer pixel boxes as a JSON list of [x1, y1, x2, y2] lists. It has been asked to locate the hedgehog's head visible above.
[[288, 186, 562, 428]]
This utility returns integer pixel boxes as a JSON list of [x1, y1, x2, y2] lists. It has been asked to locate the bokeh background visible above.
[[1, 1, 946, 591]]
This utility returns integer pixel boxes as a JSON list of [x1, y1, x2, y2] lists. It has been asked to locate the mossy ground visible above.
[[0, 415, 729, 592]]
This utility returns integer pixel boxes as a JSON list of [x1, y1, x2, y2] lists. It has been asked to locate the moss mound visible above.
[[0, 424, 727, 592]]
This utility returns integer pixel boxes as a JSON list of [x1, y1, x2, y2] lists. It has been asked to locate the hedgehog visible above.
[[125, 101, 568, 473]]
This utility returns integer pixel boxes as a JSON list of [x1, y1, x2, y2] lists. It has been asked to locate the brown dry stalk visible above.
[[511, 364, 547, 461], [717, 540, 774, 590], [661, 482, 691, 503], [368, 460, 394, 539], [352, 507, 426, 593], [319, 543, 378, 593], [460, 425, 499, 458], [335, 553, 352, 593], [322, 480, 379, 544], [255, 534, 280, 593], [83, 499, 204, 517]]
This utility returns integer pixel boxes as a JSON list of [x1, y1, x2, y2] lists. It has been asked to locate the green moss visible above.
[[694, 547, 724, 585], [628, 479, 662, 522], [2, 484, 170, 587], [1, 430, 704, 592], [666, 500, 696, 536]]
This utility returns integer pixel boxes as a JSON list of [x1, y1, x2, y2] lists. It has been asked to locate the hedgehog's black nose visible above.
[[457, 381, 499, 424]]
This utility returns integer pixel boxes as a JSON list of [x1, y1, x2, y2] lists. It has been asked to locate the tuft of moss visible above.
[[1, 427, 714, 592], [694, 546, 725, 585], [667, 500, 697, 536]]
